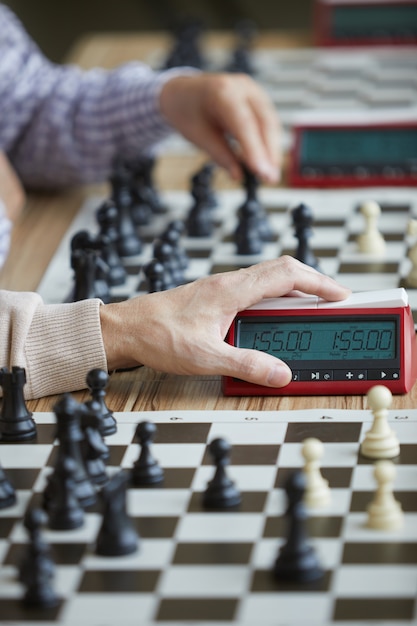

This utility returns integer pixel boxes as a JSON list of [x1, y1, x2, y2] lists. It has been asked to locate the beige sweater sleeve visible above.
[[0, 290, 107, 399]]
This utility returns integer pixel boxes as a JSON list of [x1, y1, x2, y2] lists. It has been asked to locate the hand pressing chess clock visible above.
[[100, 257, 350, 390]]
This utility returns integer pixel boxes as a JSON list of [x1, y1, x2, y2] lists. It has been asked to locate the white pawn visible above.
[[405, 219, 417, 288], [356, 200, 386, 255], [367, 460, 404, 531], [360, 385, 400, 459], [301, 437, 331, 508]]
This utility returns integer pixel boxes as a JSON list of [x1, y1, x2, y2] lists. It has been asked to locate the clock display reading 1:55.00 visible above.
[[237, 318, 397, 361]]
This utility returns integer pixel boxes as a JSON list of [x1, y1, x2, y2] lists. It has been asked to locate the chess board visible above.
[[37, 186, 417, 323], [1, 408, 416, 625], [147, 46, 417, 152]]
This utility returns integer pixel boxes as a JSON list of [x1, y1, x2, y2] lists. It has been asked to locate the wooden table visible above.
[[1, 30, 416, 413]]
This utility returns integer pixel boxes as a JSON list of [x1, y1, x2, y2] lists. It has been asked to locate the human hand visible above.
[[100, 257, 350, 388], [159, 72, 280, 185], [0, 152, 26, 222]]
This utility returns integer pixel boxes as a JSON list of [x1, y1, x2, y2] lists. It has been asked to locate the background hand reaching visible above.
[[159, 72, 281, 185]]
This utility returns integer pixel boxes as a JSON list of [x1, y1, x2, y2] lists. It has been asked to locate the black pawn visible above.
[[235, 200, 264, 255], [143, 258, 171, 293], [153, 239, 182, 287], [19, 508, 59, 609], [131, 421, 164, 486], [0, 366, 36, 441], [0, 462, 16, 509], [291, 203, 321, 271], [86, 368, 117, 436], [95, 470, 139, 557], [161, 220, 189, 272], [47, 457, 84, 531], [186, 173, 215, 237], [202, 438, 241, 509], [273, 470, 324, 583]]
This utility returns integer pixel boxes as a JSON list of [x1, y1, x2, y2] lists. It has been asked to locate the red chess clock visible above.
[[288, 114, 417, 188], [223, 288, 417, 396], [314, 0, 417, 47]]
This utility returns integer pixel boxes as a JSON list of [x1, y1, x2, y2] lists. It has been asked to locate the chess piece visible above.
[[0, 461, 16, 509], [128, 155, 166, 220], [292, 203, 321, 271], [19, 508, 59, 608], [70, 230, 111, 303], [235, 199, 264, 255], [70, 247, 97, 301], [163, 17, 206, 70], [110, 160, 143, 257], [0, 366, 37, 441], [86, 368, 117, 436], [153, 238, 183, 287], [241, 164, 274, 242], [137, 156, 167, 215], [195, 162, 217, 208], [202, 438, 241, 509], [44, 394, 96, 510], [161, 220, 189, 272], [226, 19, 257, 75], [47, 457, 85, 530], [360, 385, 400, 459], [128, 175, 153, 226], [95, 470, 139, 556], [131, 421, 164, 486], [273, 470, 324, 583], [301, 438, 330, 508], [80, 400, 109, 486], [367, 460, 404, 531], [186, 179, 215, 238], [143, 258, 171, 293], [96, 200, 128, 286], [357, 200, 386, 255], [405, 219, 417, 287]]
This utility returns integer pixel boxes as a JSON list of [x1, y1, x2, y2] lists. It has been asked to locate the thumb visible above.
[[219, 344, 292, 388]]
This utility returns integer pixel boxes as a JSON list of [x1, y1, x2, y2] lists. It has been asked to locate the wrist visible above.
[[99, 302, 139, 371]]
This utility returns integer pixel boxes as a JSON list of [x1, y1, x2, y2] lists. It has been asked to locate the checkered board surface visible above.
[[146, 47, 417, 152], [37, 186, 417, 322], [0, 408, 416, 625]]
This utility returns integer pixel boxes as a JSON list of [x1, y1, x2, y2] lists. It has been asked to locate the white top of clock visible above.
[[247, 288, 408, 311]]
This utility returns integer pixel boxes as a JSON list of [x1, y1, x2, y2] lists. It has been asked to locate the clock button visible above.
[[299, 370, 333, 381], [368, 369, 400, 381], [334, 369, 367, 381]]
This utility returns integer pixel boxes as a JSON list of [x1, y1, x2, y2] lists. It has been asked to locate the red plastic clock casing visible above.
[[223, 293, 417, 396], [314, 0, 417, 47], [288, 120, 417, 189]]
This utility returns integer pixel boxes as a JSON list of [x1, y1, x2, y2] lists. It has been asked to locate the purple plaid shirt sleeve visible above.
[[0, 4, 193, 189], [0, 200, 11, 268]]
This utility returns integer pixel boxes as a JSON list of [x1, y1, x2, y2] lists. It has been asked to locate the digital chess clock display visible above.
[[237, 317, 397, 362], [223, 289, 417, 396], [290, 122, 417, 187], [300, 127, 417, 171], [315, 0, 417, 46]]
